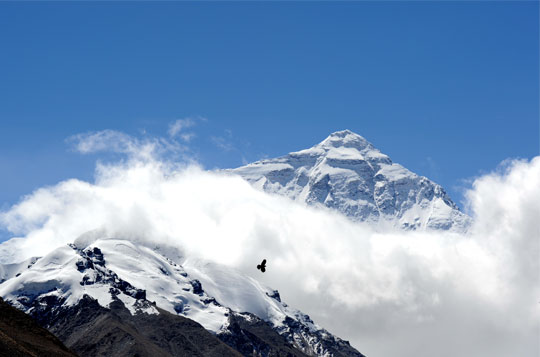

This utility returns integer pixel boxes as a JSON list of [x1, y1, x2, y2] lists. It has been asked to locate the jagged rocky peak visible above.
[[229, 129, 471, 232]]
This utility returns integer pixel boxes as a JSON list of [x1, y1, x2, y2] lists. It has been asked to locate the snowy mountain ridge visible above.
[[229, 130, 470, 232], [0, 232, 363, 356]]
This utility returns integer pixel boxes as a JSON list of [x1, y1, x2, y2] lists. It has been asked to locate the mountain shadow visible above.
[[0, 296, 77, 357]]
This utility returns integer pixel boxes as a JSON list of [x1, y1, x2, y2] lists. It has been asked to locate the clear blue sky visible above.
[[0, 2, 538, 218]]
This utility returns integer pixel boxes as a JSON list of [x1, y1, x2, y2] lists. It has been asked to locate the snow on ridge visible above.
[[318, 129, 373, 151], [0, 235, 321, 335]]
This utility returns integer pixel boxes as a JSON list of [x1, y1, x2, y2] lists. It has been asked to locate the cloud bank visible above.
[[0, 138, 538, 357]]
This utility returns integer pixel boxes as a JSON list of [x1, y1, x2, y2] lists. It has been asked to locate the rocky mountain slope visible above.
[[229, 130, 470, 232], [41, 295, 241, 357], [0, 296, 77, 357], [0, 232, 365, 357]]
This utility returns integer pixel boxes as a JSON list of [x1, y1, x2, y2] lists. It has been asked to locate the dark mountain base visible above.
[[218, 312, 309, 357], [0, 297, 77, 357], [40, 295, 241, 357], [278, 316, 366, 357], [219, 312, 366, 357], [29, 294, 319, 357]]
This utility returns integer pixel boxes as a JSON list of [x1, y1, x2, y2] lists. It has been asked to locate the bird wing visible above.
[[262, 259, 266, 265]]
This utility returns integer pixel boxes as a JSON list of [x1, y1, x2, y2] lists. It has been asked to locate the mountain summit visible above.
[[229, 130, 470, 231]]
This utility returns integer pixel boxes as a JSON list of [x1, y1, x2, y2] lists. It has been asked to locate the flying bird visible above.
[[257, 259, 266, 273]]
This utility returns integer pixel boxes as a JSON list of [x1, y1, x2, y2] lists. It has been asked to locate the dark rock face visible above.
[[190, 279, 204, 295], [218, 312, 309, 357], [40, 295, 241, 357], [217, 310, 366, 357], [266, 290, 281, 302], [277, 316, 366, 357], [72, 245, 146, 300], [0, 297, 77, 357]]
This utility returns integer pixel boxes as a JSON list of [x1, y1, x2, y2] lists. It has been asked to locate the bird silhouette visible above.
[[257, 259, 266, 273]]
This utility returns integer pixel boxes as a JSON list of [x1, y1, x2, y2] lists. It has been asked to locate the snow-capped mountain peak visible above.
[[319, 129, 372, 149], [0, 233, 364, 356], [229, 130, 470, 232]]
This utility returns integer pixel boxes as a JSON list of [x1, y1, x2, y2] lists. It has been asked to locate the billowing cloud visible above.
[[0, 135, 538, 357]]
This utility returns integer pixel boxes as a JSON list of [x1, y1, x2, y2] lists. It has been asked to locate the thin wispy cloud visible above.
[[69, 130, 139, 155], [180, 132, 195, 143], [68, 123, 202, 162], [168, 117, 206, 142], [424, 156, 441, 183], [210, 136, 235, 151], [168, 118, 194, 137]]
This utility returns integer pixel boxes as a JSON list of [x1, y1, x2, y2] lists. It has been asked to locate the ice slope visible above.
[[229, 130, 471, 232], [0, 256, 40, 283], [0, 234, 351, 356]]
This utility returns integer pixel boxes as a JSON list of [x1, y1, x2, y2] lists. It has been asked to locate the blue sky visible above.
[[0, 1, 538, 218]]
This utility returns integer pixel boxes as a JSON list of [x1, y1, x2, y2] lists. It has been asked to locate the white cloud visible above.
[[67, 129, 189, 162], [1, 133, 539, 357], [211, 135, 235, 151], [168, 117, 206, 141], [180, 133, 195, 142], [69, 130, 139, 155], [168, 118, 194, 137]]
